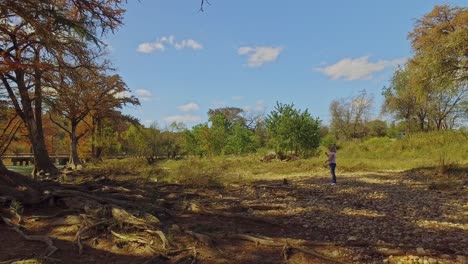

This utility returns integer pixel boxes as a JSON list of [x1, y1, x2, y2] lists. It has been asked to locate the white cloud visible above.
[[135, 89, 153, 101], [165, 115, 201, 123], [314, 56, 406, 80], [178, 102, 200, 112], [238, 46, 283, 68], [137, 35, 203, 53], [137, 42, 165, 53], [238, 47, 254, 55], [232, 96, 243, 100], [174, 39, 203, 50], [160, 35, 175, 44]]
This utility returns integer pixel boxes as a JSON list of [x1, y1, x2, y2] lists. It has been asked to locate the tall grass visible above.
[[84, 130, 467, 185], [334, 130, 468, 171]]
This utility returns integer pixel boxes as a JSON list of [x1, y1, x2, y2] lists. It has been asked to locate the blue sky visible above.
[[106, 0, 467, 127]]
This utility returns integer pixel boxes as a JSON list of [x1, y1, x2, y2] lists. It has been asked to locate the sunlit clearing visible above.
[[341, 208, 386, 218], [415, 220, 468, 231]]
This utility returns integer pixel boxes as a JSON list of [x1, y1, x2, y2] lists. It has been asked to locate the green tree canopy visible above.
[[265, 102, 321, 157]]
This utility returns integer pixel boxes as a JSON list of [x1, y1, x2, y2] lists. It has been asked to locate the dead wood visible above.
[[1, 215, 58, 257]]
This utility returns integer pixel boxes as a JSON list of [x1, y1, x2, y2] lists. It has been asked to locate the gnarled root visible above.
[[1, 215, 58, 257], [227, 234, 350, 264]]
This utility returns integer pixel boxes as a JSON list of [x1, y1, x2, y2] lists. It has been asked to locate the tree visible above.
[[91, 110, 138, 160], [384, 64, 466, 131], [224, 124, 257, 155], [366, 120, 388, 137], [0, 100, 22, 171], [45, 68, 138, 168], [185, 124, 210, 157], [87, 74, 139, 160], [382, 66, 425, 132], [330, 91, 374, 139], [265, 102, 321, 157], [383, 5, 468, 131], [208, 107, 246, 128], [408, 5, 467, 84], [0, 0, 125, 175]]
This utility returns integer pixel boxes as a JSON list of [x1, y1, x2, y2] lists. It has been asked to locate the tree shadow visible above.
[[174, 172, 467, 258], [4, 169, 466, 263]]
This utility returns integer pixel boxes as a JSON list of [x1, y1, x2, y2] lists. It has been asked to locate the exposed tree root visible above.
[[227, 234, 350, 264], [75, 220, 110, 255], [51, 189, 173, 216], [29, 209, 80, 221], [111, 206, 160, 227], [145, 229, 172, 250], [1, 215, 58, 257], [111, 230, 153, 245], [184, 230, 214, 247], [0, 257, 62, 264], [140, 247, 197, 264], [0, 171, 41, 205]]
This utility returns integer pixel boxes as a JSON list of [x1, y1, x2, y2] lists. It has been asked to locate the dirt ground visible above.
[[0, 170, 467, 264]]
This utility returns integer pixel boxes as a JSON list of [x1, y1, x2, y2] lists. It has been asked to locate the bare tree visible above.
[[330, 91, 374, 140]]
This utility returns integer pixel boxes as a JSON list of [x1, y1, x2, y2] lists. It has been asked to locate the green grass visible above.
[[77, 130, 468, 185], [333, 130, 468, 171], [6, 165, 34, 175]]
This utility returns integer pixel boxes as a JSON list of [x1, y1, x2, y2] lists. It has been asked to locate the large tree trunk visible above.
[[6, 70, 59, 176], [91, 116, 104, 160], [0, 159, 7, 172], [68, 123, 82, 169], [0, 164, 41, 204], [25, 115, 59, 176]]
